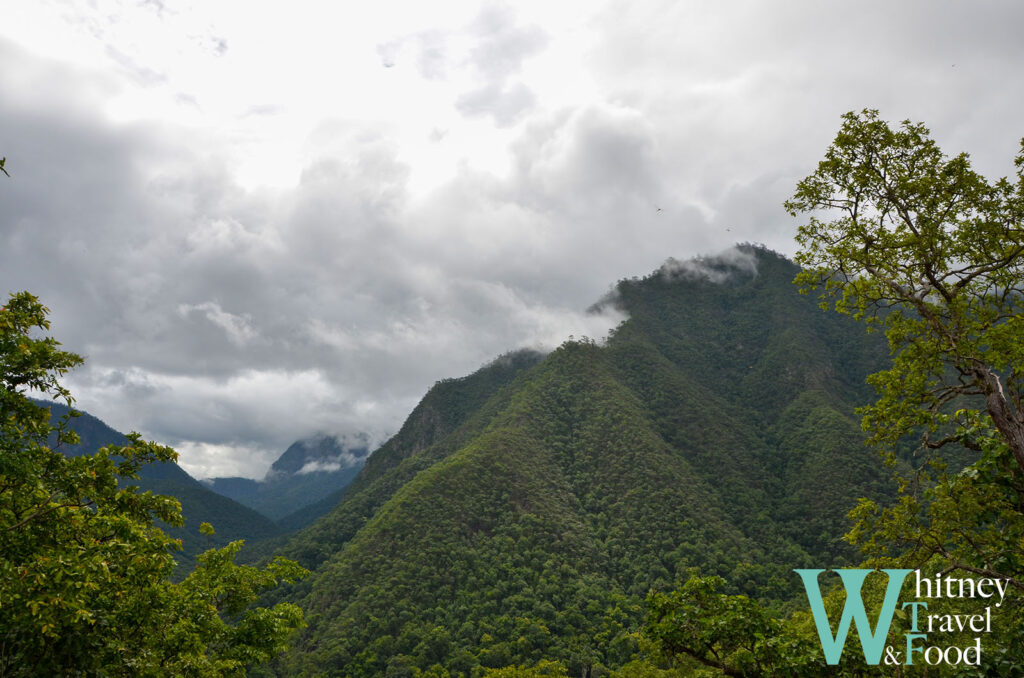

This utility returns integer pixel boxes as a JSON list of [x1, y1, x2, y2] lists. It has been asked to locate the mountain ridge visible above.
[[254, 246, 897, 676]]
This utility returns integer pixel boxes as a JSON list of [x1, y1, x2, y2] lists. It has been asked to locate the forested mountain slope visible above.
[[245, 348, 546, 562], [258, 246, 894, 677]]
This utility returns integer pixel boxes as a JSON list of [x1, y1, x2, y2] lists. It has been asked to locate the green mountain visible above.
[[205, 434, 370, 523], [245, 348, 546, 557], [39, 401, 281, 573], [255, 246, 895, 677]]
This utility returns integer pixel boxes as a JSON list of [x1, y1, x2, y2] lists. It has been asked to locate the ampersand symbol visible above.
[[884, 645, 902, 665]]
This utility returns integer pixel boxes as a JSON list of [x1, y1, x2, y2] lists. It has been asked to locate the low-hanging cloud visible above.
[[659, 246, 759, 284], [296, 451, 365, 475]]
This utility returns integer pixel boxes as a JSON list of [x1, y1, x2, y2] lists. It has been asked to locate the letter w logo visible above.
[[794, 569, 912, 665]]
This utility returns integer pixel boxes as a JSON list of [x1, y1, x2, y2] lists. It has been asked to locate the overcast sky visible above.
[[2, 0, 1022, 478]]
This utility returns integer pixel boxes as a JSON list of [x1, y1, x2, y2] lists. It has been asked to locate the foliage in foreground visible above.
[[636, 110, 1024, 676], [0, 292, 307, 676], [792, 110, 1024, 672]]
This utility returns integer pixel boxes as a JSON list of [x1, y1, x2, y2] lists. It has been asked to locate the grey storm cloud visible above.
[[3, 0, 1024, 477]]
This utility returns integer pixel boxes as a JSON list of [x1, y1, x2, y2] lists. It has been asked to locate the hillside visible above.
[[257, 246, 895, 677], [39, 401, 281, 572], [245, 348, 546, 555]]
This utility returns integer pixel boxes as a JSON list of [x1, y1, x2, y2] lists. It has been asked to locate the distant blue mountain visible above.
[[205, 433, 369, 524], [37, 400, 281, 574]]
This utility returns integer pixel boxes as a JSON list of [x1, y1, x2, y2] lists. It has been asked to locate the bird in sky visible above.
[[0, 157, 9, 177]]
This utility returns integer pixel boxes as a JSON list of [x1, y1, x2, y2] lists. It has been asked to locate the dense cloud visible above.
[[2, 1, 1023, 477]]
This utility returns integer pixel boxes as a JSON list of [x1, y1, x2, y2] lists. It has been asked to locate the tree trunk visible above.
[[978, 368, 1024, 475]]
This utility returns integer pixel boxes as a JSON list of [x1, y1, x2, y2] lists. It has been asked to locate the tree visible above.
[[0, 292, 307, 676], [786, 109, 1024, 473], [484, 660, 569, 677], [786, 110, 1024, 671], [642, 574, 823, 677]]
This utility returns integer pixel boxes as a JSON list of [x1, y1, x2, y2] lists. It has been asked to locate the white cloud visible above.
[[659, 246, 759, 284], [178, 302, 257, 347], [296, 450, 365, 475]]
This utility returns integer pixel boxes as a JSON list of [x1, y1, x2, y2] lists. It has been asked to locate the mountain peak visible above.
[[268, 432, 370, 478], [657, 243, 765, 284]]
